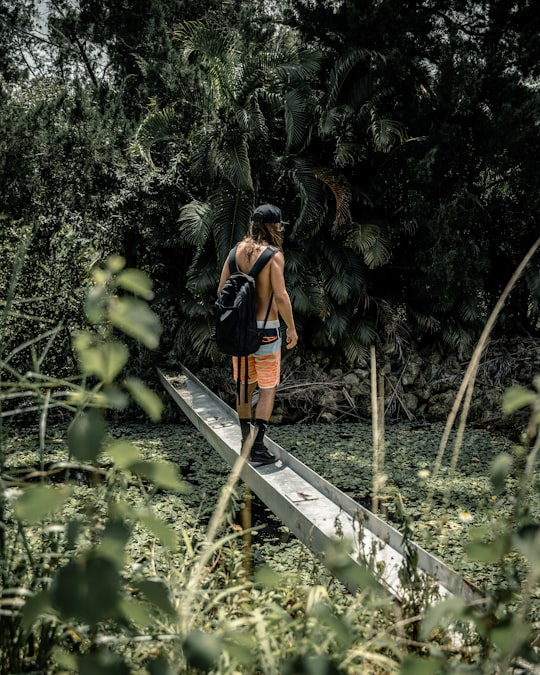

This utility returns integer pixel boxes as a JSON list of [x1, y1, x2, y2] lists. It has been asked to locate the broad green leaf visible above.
[[106, 255, 126, 273], [106, 440, 143, 468], [465, 538, 509, 563], [52, 648, 77, 671], [502, 386, 535, 414], [400, 656, 441, 675], [97, 520, 131, 566], [513, 526, 540, 576], [66, 389, 128, 410], [84, 286, 106, 324], [15, 485, 72, 523], [182, 631, 222, 672], [490, 453, 513, 494], [76, 340, 129, 383], [108, 296, 162, 349], [130, 460, 188, 492], [117, 268, 154, 300], [119, 597, 155, 628], [22, 590, 51, 632], [134, 579, 176, 617], [68, 409, 106, 462], [138, 512, 179, 551], [77, 652, 130, 675], [50, 555, 121, 626], [491, 619, 531, 656], [124, 377, 163, 422]]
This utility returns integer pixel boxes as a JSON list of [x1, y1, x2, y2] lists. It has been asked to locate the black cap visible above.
[[253, 204, 289, 225]]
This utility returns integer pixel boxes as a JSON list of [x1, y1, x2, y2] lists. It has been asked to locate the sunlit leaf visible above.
[[75, 340, 129, 383], [138, 512, 179, 551], [15, 485, 72, 523], [502, 386, 535, 414], [84, 286, 106, 324], [124, 377, 164, 422], [106, 440, 143, 468], [117, 268, 154, 300], [130, 460, 188, 492], [108, 296, 162, 349], [421, 596, 466, 639]]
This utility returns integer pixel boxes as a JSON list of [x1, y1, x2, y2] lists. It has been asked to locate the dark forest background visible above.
[[1, 0, 539, 383]]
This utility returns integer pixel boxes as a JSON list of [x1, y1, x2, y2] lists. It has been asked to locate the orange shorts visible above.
[[232, 321, 281, 389]]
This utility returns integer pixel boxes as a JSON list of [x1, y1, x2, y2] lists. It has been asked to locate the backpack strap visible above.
[[227, 244, 239, 275], [248, 245, 278, 277]]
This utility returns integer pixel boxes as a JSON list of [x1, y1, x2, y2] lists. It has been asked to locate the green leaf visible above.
[[490, 453, 513, 494], [106, 255, 127, 273], [76, 340, 129, 383], [491, 619, 531, 656], [465, 537, 509, 563], [106, 440, 143, 468], [514, 526, 540, 576], [78, 652, 130, 675], [130, 460, 188, 492], [15, 485, 72, 523], [84, 286, 106, 324], [117, 268, 155, 299], [182, 631, 222, 672], [68, 409, 107, 462], [22, 590, 51, 633], [138, 512, 179, 551], [124, 377, 163, 422], [134, 579, 176, 617], [502, 386, 535, 414], [50, 555, 121, 626], [400, 656, 441, 675], [97, 520, 131, 566], [119, 597, 155, 628], [108, 296, 162, 349]]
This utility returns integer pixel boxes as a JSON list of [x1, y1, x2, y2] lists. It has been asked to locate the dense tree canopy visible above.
[[0, 0, 539, 378]]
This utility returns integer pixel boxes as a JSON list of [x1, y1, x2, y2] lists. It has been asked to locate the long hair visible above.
[[250, 219, 283, 248]]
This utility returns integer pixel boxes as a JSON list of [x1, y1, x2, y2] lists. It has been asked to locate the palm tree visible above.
[[133, 20, 408, 362]]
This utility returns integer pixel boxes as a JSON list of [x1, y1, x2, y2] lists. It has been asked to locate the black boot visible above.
[[250, 442, 277, 465], [249, 419, 277, 465]]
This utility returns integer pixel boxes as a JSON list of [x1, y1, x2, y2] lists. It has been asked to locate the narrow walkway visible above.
[[159, 366, 481, 604]]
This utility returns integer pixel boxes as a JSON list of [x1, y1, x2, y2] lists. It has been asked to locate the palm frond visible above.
[[327, 48, 374, 109], [347, 222, 391, 268], [314, 169, 352, 231], [132, 106, 182, 166], [369, 118, 407, 153], [178, 200, 213, 249], [214, 136, 253, 190], [284, 87, 311, 152], [209, 188, 252, 259], [342, 323, 374, 364], [286, 158, 326, 234], [174, 21, 236, 107], [289, 276, 324, 316], [185, 246, 221, 298]]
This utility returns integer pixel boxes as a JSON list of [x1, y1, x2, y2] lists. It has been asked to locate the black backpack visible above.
[[214, 244, 278, 357]]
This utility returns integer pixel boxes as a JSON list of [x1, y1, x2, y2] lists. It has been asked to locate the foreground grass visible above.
[[5, 418, 530, 590], [3, 417, 539, 672]]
